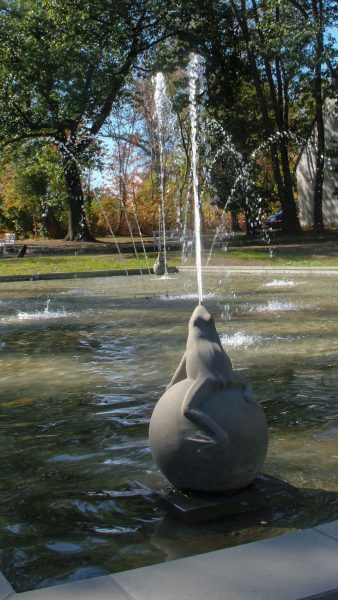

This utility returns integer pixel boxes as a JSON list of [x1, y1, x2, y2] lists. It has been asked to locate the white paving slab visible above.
[[0, 573, 14, 600], [299, 589, 338, 600], [314, 521, 338, 543], [113, 527, 338, 600], [16, 575, 134, 600]]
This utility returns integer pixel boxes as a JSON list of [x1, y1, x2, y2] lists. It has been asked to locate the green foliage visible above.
[[0, 0, 178, 146], [0, 142, 67, 237], [0, 0, 336, 238], [0, 0, 178, 238], [189, 0, 336, 232]]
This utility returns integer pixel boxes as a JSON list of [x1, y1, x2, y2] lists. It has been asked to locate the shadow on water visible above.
[[151, 476, 338, 560], [1, 474, 338, 592]]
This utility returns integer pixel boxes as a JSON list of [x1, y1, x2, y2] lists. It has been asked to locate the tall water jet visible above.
[[187, 53, 206, 304], [94, 191, 130, 278], [149, 55, 268, 497], [130, 197, 151, 275], [153, 72, 169, 276]]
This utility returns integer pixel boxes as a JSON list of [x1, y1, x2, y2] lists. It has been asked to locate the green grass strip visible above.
[[1, 243, 338, 277], [0, 254, 177, 276]]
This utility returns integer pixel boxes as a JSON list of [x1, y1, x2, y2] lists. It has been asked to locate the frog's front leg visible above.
[[167, 352, 187, 390], [181, 376, 229, 447]]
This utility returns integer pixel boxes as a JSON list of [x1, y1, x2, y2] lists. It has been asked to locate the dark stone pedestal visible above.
[[158, 473, 280, 523]]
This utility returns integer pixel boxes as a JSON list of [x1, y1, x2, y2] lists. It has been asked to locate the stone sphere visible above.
[[149, 379, 268, 492]]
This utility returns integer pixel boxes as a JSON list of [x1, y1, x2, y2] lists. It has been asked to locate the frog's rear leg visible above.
[[181, 377, 229, 447], [229, 372, 254, 402]]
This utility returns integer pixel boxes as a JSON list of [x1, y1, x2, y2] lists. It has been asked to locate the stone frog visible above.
[[153, 252, 166, 276], [149, 303, 268, 492], [166, 304, 252, 447]]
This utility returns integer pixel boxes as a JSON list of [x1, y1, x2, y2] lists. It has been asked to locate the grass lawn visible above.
[[1, 241, 338, 277], [209, 243, 338, 267], [0, 253, 177, 276]]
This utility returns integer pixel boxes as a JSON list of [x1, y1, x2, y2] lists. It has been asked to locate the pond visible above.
[[0, 269, 337, 591]]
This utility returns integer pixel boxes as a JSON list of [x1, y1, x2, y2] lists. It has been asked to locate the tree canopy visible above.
[[0, 0, 336, 239], [0, 0, 179, 238]]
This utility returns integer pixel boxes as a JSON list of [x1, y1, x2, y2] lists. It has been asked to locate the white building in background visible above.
[[296, 98, 338, 228]]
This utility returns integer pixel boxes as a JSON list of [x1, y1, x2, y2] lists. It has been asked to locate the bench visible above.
[[153, 230, 193, 251], [152, 229, 231, 252], [0, 232, 16, 255]]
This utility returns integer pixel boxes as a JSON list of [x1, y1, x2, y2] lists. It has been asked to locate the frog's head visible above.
[[189, 304, 215, 333]]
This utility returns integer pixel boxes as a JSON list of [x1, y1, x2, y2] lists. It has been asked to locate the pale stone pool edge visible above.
[[2, 520, 338, 600]]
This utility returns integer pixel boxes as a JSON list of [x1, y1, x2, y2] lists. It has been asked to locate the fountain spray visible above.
[[154, 72, 168, 277], [187, 53, 205, 304], [149, 55, 268, 496]]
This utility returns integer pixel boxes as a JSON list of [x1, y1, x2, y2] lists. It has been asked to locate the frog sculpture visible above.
[[153, 252, 166, 276], [149, 304, 268, 492]]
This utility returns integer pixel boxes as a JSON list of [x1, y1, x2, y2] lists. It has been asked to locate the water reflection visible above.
[[0, 271, 337, 591]]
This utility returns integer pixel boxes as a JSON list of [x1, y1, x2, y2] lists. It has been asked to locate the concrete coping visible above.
[[1, 265, 338, 284], [0, 267, 179, 283], [2, 520, 338, 600]]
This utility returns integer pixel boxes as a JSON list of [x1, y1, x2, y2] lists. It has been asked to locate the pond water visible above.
[[0, 269, 338, 592]]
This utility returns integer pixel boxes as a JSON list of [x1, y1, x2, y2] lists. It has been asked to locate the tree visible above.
[[0, 0, 177, 239], [180, 0, 336, 234], [206, 0, 301, 232]]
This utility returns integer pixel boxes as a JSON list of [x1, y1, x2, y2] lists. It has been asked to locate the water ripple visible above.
[[93, 526, 139, 535], [263, 279, 300, 288], [253, 300, 301, 312], [220, 332, 261, 348], [155, 292, 215, 302]]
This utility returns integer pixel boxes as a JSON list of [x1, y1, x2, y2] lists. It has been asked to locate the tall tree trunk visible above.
[[231, 210, 241, 232], [313, 104, 325, 232], [45, 207, 65, 239], [115, 173, 128, 235], [312, 0, 325, 232], [279, 137, 300, 234], [61, 157, 93, 241]]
